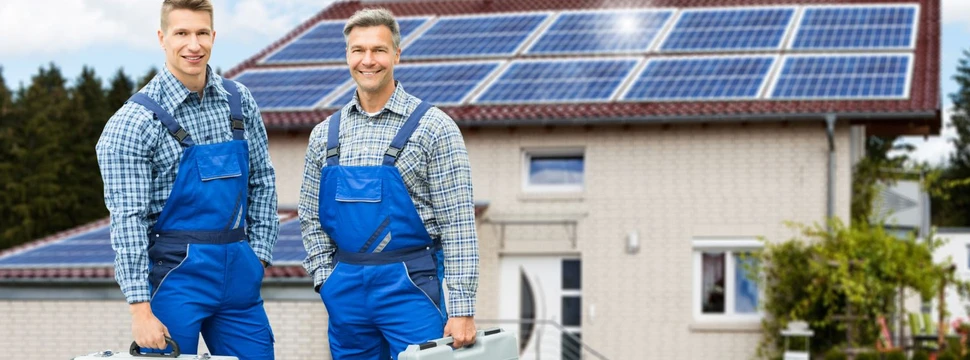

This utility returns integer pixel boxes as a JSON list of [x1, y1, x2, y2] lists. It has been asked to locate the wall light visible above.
[[626, 230, 640, 254]]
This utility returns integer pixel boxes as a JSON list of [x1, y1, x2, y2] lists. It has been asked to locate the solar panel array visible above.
[[525, 10, 673, 55], [234, 67, 350, 110], [264, 17, 431, 64], [403, 13, 549, 59], [0, 218, 308, 268], [234, 4, 919, 110], [790, 5, 918, 50], [623, 56, 776, 101], [329, 62, 503, 106], [659, 7, 795, 52], [769, 54, 912, 99], [475, 59, 640, 104]]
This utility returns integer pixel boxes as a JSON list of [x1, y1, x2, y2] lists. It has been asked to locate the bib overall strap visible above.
[[382, 101, 432, 166], [221, 79, 246, 141], [128, 93, 195, 147], [325, 108, 342, 167]]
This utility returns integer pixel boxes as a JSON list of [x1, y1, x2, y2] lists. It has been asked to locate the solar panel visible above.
[[402, 13, 550, 59], [328, 61, 503, 107], [0, 226, 113, 267], [525, 9, 673, 55], [621, 56, 776, 101], [263, 17, 431, 64], [789, 5, 919, 50], [473, 58, 640, 104], [233, 67, 351, 110], [768, 54, 913, 99], [659, 7, 795, 52], [0, 217, 307, 267], [273, 217, 307, 264]]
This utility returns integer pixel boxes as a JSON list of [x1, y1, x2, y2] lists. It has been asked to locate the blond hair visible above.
[[343, 8, 401, 49], [161, 0, 214, 31]]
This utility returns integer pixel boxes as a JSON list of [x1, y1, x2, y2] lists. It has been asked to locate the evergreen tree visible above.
[[933, 49, 970, 226], [65, 66, 110, 225], [106, 68, 134, 110], [137, 66, 158, 90], [2, 64, 73, 245], [0, 68, 16, 248]]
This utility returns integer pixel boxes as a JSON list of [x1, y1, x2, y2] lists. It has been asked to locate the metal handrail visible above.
[[477, 319, 611, 360]]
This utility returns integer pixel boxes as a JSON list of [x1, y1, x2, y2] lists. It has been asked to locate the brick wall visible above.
[[0, 299, 332, 360]]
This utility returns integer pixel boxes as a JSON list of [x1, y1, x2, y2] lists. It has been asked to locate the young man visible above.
[[299, 7, 479, 359], [96, 1, 277, 359]]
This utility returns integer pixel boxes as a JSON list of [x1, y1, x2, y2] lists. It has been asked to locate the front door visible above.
[[498, 256, 582, 360]]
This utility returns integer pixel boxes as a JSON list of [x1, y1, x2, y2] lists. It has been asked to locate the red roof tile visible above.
[[226, 0, 942, 134]]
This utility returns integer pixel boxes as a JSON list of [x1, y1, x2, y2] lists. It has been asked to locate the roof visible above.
[[0, 213, 309, 282], [225, 0, 942, 134], [0, 204, 492, 282]]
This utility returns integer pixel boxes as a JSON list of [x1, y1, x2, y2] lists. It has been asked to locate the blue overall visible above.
[[319, 101, 447, 360], [128, 79, 274, 360]]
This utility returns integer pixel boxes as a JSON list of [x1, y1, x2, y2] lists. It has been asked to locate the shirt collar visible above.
[[157, 65, 228, 110], [350, 81, 410, 117]]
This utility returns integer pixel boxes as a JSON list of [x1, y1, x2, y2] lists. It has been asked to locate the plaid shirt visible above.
[[299, 84, 479, 317], [96, 66, 278, 304]]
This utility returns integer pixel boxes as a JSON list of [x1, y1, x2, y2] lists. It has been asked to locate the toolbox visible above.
[[398, 328, 518, 360], [74, 337, 237, 359]]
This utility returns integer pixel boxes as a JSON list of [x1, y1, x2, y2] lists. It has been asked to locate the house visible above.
[[0, 0, 941, 359]]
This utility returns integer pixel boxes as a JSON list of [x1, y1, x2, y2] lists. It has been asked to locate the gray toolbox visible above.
[[398, 328, 518, 360], [74, 337, 237, 359]]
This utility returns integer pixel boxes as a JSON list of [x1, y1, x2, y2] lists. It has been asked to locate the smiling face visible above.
[[346, 25, 401, 102], [158, 8, 215, 91]]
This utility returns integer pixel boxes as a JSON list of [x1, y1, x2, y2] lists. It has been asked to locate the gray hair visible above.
[[343, 8, 401, 49]]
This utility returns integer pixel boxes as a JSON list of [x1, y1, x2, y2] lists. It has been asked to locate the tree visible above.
[[933, 49, 970, 226], [0, 67, 17, 248], [106, 68, 134, 110], [63, 66, 110, 225], [851, 136, 912, 224], [137, 66, 158, 90], [752, 219, 955, 359], [1, 64, 73, 244]]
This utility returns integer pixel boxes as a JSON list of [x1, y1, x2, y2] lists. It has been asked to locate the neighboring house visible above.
[[0, 0, 942, 359]]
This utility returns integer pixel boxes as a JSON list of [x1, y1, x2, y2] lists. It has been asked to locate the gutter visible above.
[[825, 114, 837, 233], [451, 111, 938, 128]]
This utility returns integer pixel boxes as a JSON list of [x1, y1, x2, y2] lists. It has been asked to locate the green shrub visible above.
[[939, 351, 959, 360], [823, 347, 846, 360], [883, 350, 906, 360], [911, 350, 930, 360], [854, 352, 878, 360]]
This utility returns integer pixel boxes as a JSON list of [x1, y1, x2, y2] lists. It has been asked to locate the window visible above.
[[692, 239, 762, 322], [523, 149, 584, 192]]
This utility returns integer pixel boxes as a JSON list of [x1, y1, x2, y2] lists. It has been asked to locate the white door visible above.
[[498, 256, 582, 360]]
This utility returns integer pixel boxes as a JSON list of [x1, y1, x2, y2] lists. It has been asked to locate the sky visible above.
[[0, 0, 968, 166]]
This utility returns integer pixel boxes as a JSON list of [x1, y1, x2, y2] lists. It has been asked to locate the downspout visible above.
[[826, 113, 836, 233]]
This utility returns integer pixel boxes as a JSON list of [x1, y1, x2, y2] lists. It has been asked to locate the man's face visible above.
[[346, 25, 400, 97], [158, 9, 215, 85]]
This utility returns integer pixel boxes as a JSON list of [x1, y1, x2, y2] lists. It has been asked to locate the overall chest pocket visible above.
[[197, 154, 242, 181], [335, 177, 382, 202]]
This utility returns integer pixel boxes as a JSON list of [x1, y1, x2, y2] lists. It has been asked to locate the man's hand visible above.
[[443, 316, 476, 348], [130, 302, 170, 349]]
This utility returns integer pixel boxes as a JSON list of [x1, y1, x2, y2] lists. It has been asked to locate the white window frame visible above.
[[521, 148, 585, 193], [692, 238, 763, 323]]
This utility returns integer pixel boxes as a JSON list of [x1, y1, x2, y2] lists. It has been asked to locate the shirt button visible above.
[[157, 261, 163, 265], [364, 147, 370, 152]]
